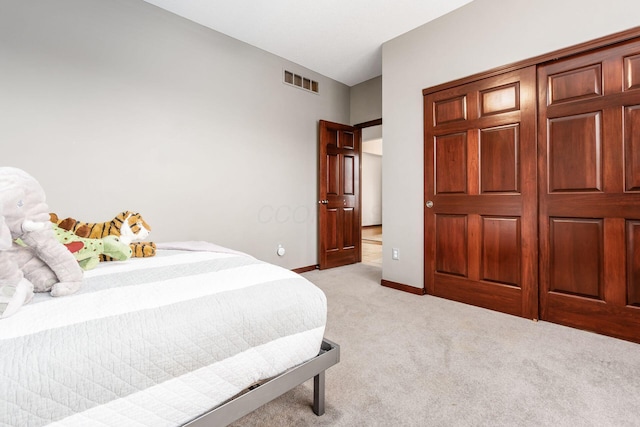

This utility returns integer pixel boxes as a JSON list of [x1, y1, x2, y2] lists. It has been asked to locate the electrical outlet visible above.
[[392, 248, 399, 260]]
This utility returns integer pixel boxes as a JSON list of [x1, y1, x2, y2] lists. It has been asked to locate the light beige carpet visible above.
[[231, 263, 640, 427]]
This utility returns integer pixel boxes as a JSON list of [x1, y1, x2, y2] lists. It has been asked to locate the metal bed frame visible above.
[[184, 339, 340, 427]]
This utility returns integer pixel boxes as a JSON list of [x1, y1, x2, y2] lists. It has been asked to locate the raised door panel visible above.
[[624, 105, 640, 191], [549, 218, 603, 299], [325, 209, 339, 251], [481, 216, 521, 287], [626, 221, 640, 307], [480, 125, 519, 193], [339, 130, 355, 149], [435, 214, 468, 277], [434, 96, 467, 125], [343, 155, 355, 195], [624, 54, 640, 91], [327, 154, 340, 195], [480, 83, 519, 116], [548, 112, 602, 192], [547, 64, 602, 105], [342, 208, 355, 249], [435, 133, 467, 194]]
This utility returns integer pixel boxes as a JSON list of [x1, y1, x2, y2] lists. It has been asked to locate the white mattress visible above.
[[0, 247, 327, 426]]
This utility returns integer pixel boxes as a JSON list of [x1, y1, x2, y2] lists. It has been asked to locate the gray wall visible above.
[[350, 76, 382, 125], [381, 0, 640, 288], [0, 0, 350, 269]]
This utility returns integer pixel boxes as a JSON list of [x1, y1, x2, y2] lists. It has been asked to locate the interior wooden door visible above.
[[424, 66, 538, 319], [538, 39, 640, 343], [318, 120, 361, 269]]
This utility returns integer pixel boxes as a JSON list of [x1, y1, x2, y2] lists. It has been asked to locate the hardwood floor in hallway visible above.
[[361, 225, 382, 267]]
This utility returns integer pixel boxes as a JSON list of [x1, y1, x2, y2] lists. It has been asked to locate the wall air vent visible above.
[[284, 70, 319, 94]]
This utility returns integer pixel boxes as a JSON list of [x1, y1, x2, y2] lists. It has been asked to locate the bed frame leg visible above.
[[313, 371, 325, 416]]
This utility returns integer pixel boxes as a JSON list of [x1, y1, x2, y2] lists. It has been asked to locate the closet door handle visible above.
[[426, 200, 434, 208]]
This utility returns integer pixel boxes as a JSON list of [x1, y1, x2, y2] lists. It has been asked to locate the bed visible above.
[[0, 242, 339, 426]]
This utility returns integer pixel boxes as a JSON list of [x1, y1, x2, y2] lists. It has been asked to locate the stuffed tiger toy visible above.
[[50, 211, 156, 260]]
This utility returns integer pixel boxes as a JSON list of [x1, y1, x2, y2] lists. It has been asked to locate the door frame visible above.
[[355, 118, 383, 262]]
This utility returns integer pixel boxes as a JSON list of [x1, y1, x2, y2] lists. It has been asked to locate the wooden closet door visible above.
[[424, 66, 538, 319], [538, 39, 640, 343]]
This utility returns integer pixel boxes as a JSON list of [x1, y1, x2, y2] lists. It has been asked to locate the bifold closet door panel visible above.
[[538, 39, 640, 343], [424, 66, 538, 319]]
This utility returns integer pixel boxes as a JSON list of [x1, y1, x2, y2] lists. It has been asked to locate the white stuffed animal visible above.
[[0, 167, 83, 318], [0, 208, 33, 318]]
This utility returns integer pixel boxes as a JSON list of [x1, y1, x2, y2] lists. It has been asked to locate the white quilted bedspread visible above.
[[0, 248, 327, 426]]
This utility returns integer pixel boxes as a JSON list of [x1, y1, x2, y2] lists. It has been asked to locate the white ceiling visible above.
[[142, 0, 474, 86]]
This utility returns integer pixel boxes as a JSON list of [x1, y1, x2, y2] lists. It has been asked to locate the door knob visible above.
[[426, 200, 434, 208], [318, 200, 329, 205]]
